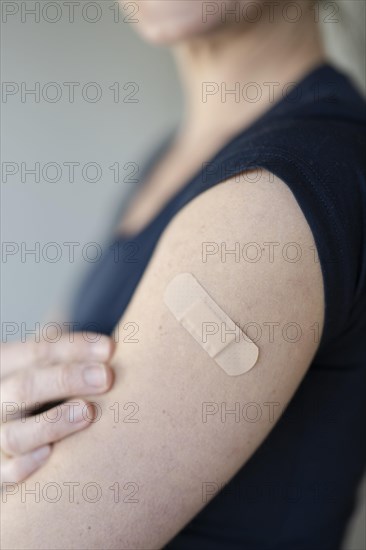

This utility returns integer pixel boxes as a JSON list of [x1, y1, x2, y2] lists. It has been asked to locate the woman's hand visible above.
[[0, 333, 115, 484]]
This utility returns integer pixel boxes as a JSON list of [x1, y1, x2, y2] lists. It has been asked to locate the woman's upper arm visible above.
[[1, 172, 325, 549]]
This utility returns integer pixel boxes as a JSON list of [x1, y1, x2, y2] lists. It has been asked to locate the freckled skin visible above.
[[1, 174, 324, 549]]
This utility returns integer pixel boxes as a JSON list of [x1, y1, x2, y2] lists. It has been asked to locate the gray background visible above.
[[1, 1, 365, 547]]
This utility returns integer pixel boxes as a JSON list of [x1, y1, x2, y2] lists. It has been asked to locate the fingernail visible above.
[[83, 365, 108, 388], [89, 337, 111, 361], [32, 445, 51, 463]]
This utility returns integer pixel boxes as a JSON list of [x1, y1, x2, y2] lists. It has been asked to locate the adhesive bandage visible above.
[[164, 273, 259, 376]]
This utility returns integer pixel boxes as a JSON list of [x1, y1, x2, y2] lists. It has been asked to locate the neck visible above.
[[172, 5, 326, 144]]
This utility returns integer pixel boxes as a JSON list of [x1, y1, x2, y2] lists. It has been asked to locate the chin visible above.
[[135, 21, 223, 46], [120, 0, 240, 45]]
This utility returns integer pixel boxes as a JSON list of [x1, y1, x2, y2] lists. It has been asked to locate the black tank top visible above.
[[70, 64, 366, 549]]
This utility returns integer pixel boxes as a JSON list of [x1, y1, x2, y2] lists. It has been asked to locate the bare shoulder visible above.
[[124, 168, 325, 358]]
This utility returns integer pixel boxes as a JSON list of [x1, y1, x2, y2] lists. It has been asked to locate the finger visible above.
[[1, 362, 113, 416], [0, 333, 115, 376], [1, 401, 93, 457], [1, 445, 51, 484]]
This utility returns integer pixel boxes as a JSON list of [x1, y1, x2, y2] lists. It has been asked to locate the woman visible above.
[[1, 1, 365, 548]]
